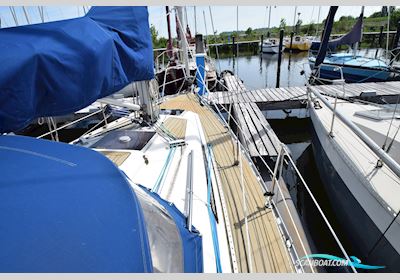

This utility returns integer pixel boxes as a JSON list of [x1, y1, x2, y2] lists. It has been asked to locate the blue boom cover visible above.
[[0, 6, 154, 133]]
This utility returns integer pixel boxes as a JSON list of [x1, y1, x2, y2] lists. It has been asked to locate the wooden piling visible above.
[[391, 21, 400, 64], [276, 29, 284, 88], [376, 25, 384, 58], [289, 31, 294, 52], [232, 36, 236, 57]]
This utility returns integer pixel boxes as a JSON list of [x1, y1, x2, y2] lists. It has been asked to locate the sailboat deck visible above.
[[160, 93, 293, 273]]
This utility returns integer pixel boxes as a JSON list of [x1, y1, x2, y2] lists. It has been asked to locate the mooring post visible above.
[[276, 29, 284, 88], [370, 33, 376, 48], [260, 34, 264, 53], [289, 31, 294, 53], [195, 34, 206, 96], [376, 25, 384, 58], [232, 35, 236, 57], [390, 21, 400, 64]]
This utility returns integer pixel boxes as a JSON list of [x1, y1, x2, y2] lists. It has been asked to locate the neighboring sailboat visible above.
[[260, 6, 284, 54], [308, 89, 400, 272], [155, 6, 218, 95], [307, 8, 400, 271], [284, 35, 312, 51], [309, 6, 400, 83], [284, 6, 312, 52], [261, 38, 283, 53]]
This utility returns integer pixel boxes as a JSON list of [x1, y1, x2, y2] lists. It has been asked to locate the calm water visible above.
[[217, 52, 311, 89], [215, 48, 384, 90]]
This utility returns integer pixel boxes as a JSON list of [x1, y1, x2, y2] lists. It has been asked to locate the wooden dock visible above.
[[222, 73, 282, 159], [223, 73, 247, 92], [210, 80, 400, 106], [207, 77, 400, 161], [160, 93, 294, 273], [233, 102, 280, 158]]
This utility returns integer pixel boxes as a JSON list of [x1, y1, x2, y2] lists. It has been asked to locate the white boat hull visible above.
[[309, 103, 400, 271], [261, 44, 281, 54]]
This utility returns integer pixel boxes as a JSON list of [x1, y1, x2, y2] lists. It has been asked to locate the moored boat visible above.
[[308, 88, 400, 272], [261, 38, 284, 54]]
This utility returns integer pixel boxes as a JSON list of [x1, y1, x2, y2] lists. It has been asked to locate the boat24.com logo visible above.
[[296, 254, 385, 270]]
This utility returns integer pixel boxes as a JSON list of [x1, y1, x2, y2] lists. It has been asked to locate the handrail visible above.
[[185, 150, 194, 232], [192, 63, 358, 272], [308, 86, 400, 179], [193, 88, 308, 271], [283, 144, 358, 273], [37, 108, 105, 139]]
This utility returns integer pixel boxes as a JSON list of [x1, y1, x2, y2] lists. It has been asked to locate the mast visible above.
[[353, 6, 364, 57], [176, 6, 190, 77], [293, 6, 297, 33], [194, 6, 197, 34], [184, 6, 188, 28], [316, 6, 321, 37], [203, 10, 208, 38], [166, 6, 173, 58], [236, 6, 239, 59], [267, 6, 271, 37]]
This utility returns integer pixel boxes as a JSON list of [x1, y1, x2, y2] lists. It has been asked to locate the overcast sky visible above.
[[0, 5, 389, 36]]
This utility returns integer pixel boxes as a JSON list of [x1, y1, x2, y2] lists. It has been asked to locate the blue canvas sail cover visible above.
[[0, 135, 153, 272], [0, 6, 154, 133], [311, 9, 364, 53]]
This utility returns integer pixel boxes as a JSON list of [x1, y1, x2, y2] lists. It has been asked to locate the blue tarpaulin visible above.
[[0, 135, 153, 272], [0, 6, 154, 133], [311, 10, 364, 54]]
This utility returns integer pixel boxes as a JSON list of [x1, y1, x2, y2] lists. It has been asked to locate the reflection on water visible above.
[[218, 52, 311, 89], [216, 48, 385, 90]]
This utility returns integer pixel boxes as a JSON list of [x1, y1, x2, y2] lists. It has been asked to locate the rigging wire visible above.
[[306, 6, 315, 36], [208, 6, 221, 73], [39, 6, 45, 22], [22, 6, 30, 25], [9, 6, 19, 26], [203, 9, 210, 57], [381, 93, 400, 151]]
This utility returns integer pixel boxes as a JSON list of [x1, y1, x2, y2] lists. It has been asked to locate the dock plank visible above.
[[239, 103, 268, 156], [234, 103, 259, 156], [245, 103, 279, 157]]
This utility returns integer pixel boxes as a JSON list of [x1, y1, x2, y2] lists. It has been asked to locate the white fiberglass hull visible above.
[[261, 44, 281, 54], [309, 100, 400, 272]]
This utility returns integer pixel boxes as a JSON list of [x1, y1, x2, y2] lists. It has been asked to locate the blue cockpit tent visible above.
[[0, 6, 154, 133], [0, 135, 153, 272], [0, 135, 204, 272]]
